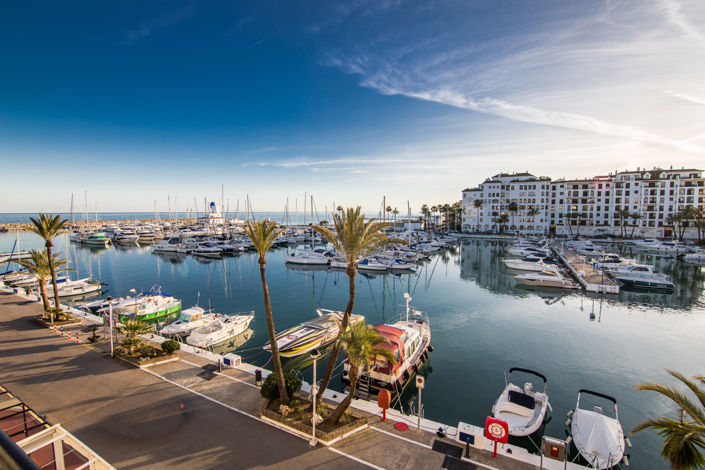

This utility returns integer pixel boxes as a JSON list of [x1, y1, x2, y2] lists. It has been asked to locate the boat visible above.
[[492, 367, 551, 436], [609, 264, 675, 290], [56, 278, 103, 298], [112, 228, 140, 244], [567, 389, 628, 469], [186, 312, 255, 348], [152, 237, 183, 253], [0, 250, 32, 263], [160, 305, 216, 338], [342, 294, 432, 397], [514, 270, 578, 289], [264, 309, 364, 357], [593, 253, 637, 270], [105, 287, 182, 321], [284, 249, 330, 265], [82, 232, 111, 247], [683, 250, 705, 265], [357, 258, 388, 271], [503, 258, 559, 273]]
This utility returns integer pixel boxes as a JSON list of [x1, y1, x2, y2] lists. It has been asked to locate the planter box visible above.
[[33, 316, 83, 329], [115, 350, 179, 368], [260, 400, 368, 445]]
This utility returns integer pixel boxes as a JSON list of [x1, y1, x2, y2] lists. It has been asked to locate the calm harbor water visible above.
[[2, 231, 704, 469]]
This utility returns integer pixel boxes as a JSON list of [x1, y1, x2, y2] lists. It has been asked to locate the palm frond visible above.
[[668, 369, 705, 417], [244, 219, 285, 259], [637, 382, 705, 427]]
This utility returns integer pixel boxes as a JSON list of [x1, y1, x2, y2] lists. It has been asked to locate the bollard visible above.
[[255, 369, 262, 387], [465, 438, 471, 458], [76, 335, 80, 343], [68, 330, 71, 339]]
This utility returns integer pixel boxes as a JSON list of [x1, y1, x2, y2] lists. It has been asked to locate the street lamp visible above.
[[309, 348, 320, 447], [129, 288, 137, 314], [107, 296, 114, 357]]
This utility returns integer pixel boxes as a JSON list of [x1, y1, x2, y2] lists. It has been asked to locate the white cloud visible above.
[[661, 0, 705, 48], [123, 4, 196, 45], [665, 90, 705, 105]]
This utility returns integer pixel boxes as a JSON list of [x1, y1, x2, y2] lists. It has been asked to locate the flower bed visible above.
[[260, 395, 368, 444], [32, 315, 82, 328]]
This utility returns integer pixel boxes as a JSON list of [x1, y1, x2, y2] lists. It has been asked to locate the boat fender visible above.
[[428, 345, 434, 353]]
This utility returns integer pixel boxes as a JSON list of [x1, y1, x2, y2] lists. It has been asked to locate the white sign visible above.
[[416, 376, 425, 389]]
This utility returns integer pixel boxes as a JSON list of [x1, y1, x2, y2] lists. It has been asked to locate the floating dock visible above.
[[551, 243, 620, 294]]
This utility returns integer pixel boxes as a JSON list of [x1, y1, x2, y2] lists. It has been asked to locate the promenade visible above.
[[0, 291, 545, 470]]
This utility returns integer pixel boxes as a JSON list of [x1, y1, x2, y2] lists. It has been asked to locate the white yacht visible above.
[[503, 258, 559, 273], [160, 306, 217, 338], [187, 312, 255, 348], [284, 249, 330, 265], [609, 265, 675, 290], [514, 270, 578, 289]]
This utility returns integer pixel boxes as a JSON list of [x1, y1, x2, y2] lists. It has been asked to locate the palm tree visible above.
[[392, 207, 399, 227], [507, 201, 518, 232], [527, 207, 540, 234], [312, 207, 404, 406], [25, 213, 69, 311], [633, 369, 705, 469], [16, 250, 71, 318], [421, 204, 430, 230], [121, 319, 151, 355], [385, 205, 392, 224], [473, 200, 483, 232], [497, 213, 509, 233], [324, 320, 397, 425], [629, 212, 643, 238], [244, 219, 290, 404], [430, 206, 438, 229]]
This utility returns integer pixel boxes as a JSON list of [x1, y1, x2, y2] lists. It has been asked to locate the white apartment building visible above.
[[462, 167, 705, 238], [462, 172, 552, 234]]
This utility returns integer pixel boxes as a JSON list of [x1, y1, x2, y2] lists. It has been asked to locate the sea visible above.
[[1, 215, 703, 469]]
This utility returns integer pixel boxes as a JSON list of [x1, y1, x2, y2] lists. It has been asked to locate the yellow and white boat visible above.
[[263, 309, 364, 358]]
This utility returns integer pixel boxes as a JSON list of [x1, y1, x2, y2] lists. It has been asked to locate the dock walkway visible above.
[[551, 243, 620, 294], [1, 291, 593, 469]]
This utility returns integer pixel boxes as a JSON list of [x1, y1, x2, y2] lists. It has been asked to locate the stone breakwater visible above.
[[0, 218, 194, 231]]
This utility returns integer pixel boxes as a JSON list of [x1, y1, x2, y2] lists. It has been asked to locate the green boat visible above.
[[107, 290, 182, 321]]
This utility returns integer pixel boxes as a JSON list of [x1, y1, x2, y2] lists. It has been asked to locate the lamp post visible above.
[[107, 296, 114, 357], [309, 348, 320, 447], [129, 288, 137, 314]]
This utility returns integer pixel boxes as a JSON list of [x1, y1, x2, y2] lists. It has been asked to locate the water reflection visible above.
[[459, 239, 705, 310]]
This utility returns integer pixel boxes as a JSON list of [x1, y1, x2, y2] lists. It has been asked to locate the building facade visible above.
[[462, 167, 705, 238]]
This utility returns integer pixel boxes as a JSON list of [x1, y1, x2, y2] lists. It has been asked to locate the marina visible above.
[[2, 225, 704, 469]]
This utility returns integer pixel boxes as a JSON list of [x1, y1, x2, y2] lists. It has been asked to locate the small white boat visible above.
[[160, 306, 216, 337], [567, 389, 627, 469], [503, 258, 559, 273], [284, 250, 330, 265], [82, 232, 111, 247], [514, 270, 578, 289], [357, 258, 388, 271], [187, 312, 255, 348], [683, 250, 705, 265], [492, 367, 551, 436], [56, 278, 103, 297]]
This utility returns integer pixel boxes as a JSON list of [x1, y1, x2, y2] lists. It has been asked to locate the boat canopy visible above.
[[509, 367, 547, 383], [373, 325, 406, 366]]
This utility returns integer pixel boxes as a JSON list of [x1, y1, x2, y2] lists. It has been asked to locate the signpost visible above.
[[416, 376, 424, 430], [378, 390, 391, 421], [484, 417, 509, 458]]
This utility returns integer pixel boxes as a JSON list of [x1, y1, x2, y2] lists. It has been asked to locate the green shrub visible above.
[[260, 371, 302, 400], [161, 340, 180, 354]]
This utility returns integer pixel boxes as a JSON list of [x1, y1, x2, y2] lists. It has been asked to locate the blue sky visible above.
[[1, 0, 704, 213]]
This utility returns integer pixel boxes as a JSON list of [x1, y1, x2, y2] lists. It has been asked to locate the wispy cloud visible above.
[[320, 0, 705, 156], [661, 0, 705, 48], [223, 12, 254, 37], [123, 4, 197, 45], [665, 90, 705, 105]]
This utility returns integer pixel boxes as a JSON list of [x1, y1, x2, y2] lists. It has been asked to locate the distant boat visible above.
[[514, 270, 578, 289], [160, 306, 217, 338], [82, 232, 111, 247], [104, 287, 181, 321]]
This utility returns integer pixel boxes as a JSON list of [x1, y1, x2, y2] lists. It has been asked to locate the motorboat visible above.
[[191, 244, 223, 258], [593, 253, 637, 270], [104, 287, 182, 321], [492, 367, 551, 436], [0, 250, 31, 263], [683, 250, 705, 265], [343, 295, 431, 397], [357, 258, 388, 271], [186, 312, 255, 348], [112, 228, 139, 244], [56, 278, 103, 297], [514, 270, 578, 289], [566, 389, 628, 469], [506, 246, 549, 257], [160, 305, 217, 338], [82, 232, 111, 247], [609, 264, 675, 290], [152, 237, 183, 253], [503, 258, 559, 273], [264, 309, 364, 357], [284, 249, 330, 265]]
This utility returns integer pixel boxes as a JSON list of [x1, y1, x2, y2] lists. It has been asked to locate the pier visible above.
[[0, 288, 601, 470], [551, 243, 620, 294]]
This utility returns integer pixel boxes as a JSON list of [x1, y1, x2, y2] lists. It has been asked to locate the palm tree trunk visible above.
[[259, 260, 289, 404], [325, 364, 358, 425], [316, 267, 356, 406], [38, 279, 49, 313], [46, 244, 60, 317]]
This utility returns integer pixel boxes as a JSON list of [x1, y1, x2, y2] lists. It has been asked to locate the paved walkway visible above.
[[0, 291, 543, 470]]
